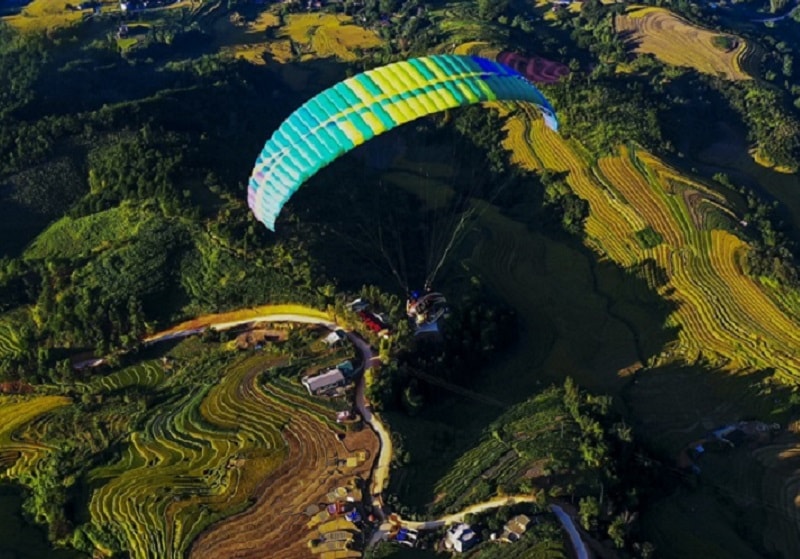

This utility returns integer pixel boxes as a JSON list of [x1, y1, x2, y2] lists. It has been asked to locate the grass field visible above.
[[616, 6, 751, 80]]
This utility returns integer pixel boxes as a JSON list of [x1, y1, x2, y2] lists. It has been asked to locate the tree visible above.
[[581, 0, 604, 25], [477, 0, 508, 21], [608, 514, 627, 548], [379, 0, 399, 13], [579, 496, 600, 531]]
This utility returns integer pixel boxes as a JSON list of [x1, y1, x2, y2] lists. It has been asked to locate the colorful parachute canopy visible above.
[[248, 54, 559, 231]]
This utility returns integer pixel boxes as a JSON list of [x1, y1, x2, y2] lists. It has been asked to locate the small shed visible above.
[[336, 360, 355, 378], [323, 329, 346, 347]]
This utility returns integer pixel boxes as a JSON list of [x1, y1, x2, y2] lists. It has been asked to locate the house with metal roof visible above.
[[302, 369, 346, 395]]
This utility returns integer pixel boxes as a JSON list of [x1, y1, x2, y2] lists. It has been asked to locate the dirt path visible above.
[[376, 495, 590, 559]]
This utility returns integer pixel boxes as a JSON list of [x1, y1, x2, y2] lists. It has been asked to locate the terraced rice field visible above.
[[0, 395, 71, 477], [84, 352, 373, 559], [81, 361, 165, 393], [493, 108, 800, 556], [0, 312, 27, 361], [514, 118, 800, 381], [497, 51, 570, 85], [281, 13, 382, 62], [615, 6, 751, 80], [431, 388, 572, 515], [190, 366, 376, 559], [453, 41, 499, 59]]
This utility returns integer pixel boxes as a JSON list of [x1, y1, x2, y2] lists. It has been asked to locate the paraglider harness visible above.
[[406, 286, 448, 326]]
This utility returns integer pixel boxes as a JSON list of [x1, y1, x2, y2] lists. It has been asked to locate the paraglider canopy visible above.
[[247, 54, 559, 232]]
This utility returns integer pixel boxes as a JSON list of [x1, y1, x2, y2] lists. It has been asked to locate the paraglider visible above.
[[406, 290, 449, 325], [247, 54, 559, 232]]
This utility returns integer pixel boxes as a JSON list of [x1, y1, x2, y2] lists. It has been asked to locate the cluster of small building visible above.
[[307, 482, 369, 559], [348, 298, 391, 338], [384, 513, 533, 553], [443, 514, 533, 553]]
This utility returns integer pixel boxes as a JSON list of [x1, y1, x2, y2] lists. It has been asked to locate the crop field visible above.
[[81, 361, 165, 393], [0, 395, 71, 477], [83, 351, 369, 559], [517, 119, 800, 382], [280, 13, 381, 62], [453, 41, 499, 60], [429, 388, 574, 515], [1, 0, 95, 31], [615, 6, 751, 80], [497, 51, 570, 85], [213, 8, 281, 65], [0, 311, 29, 361], [190, 369, 375, 559], [496, 116, 800, 552]]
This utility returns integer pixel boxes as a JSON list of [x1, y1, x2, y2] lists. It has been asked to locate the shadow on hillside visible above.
[[617, 29, 643, 51], [627, 361, 800, 558], [296, 114, 693, 511], [0, 196, 50, 257], [624, 362, 795, 458]]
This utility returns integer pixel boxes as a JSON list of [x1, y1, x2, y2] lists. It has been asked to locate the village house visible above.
[[302, 369, 346, 396], [499, 514, 531, 543], [445, 523, 479, 553]]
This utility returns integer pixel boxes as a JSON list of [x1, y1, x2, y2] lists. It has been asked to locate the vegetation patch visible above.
[[24, 202, 162, 261], [711, 34, 737, 52], [634, 226, 664, 249]]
